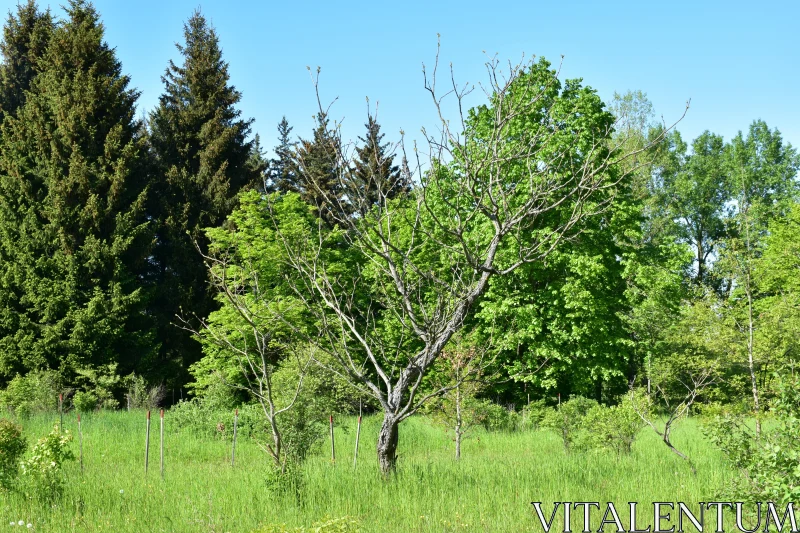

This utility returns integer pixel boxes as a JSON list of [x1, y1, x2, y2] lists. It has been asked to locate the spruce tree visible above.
[[349, 116, 410, 215], [149, 10, 259, 377], [292, 112, 346, 226], [269, 116, 297, 193], [0, 0, 154, 381], [0, 0, 54, 118]]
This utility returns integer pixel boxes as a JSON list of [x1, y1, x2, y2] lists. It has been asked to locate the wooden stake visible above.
[[59, 393, 63, 433], [329, 415, 335, 463], [231, 409, 238, 467], [159, 409, 164, 479], [353, 414, 362, 469], [145, 410, 151, 475], [77, 413, 83, 473]]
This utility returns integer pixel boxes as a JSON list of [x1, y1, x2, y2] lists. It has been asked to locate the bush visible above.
[[480, 401, 520, 432], [0, 419, 26, 490], [519, 399, 549, 431], [0, 370, 62, 417], [169, 400, 265, 440], [124, 373, 166, 410], [541, 396, 598, 452], [704, 370, 800, 503], [73, 364, 121, 410], [72, 391, 98, 413], [580, 393, 646, 455], [20, 425, 75, 500]]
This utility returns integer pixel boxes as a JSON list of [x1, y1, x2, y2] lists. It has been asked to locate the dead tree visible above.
[[264, 48, 685, 475]]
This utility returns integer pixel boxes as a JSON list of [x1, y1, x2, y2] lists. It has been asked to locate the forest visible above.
[[0, 1, 798, 531]]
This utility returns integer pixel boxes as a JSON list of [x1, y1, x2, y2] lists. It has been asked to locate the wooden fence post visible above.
[[160, 409, 164, 479], [329, 415, 335, 464], [78, 413, 83, 473], [231, 409, 238, 467], [59, 393, 63, 432], [145, 410, 151, 475], [353, 413, 362, 469]]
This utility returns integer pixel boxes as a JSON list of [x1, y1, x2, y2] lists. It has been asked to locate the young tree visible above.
[[0, 0, 155, 380], [718, 121, 800, 435], [264, 54, 680, 474], [149, 10, 260, 381], [0, 0, 54, 118]]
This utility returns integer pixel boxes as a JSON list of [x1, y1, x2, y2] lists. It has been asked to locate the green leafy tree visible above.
[[149, 9, 260, 382], [0, 0, 54, 118], [717, 121, 800, 433], [665, 131, 730, 289], [0, 0, 155, 382]]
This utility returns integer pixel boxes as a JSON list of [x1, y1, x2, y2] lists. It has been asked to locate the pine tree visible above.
[[0, 0, 154, 381], [148, 10, 259, 378], [292, 112, 346, 226], [247, 133, 270, 192], [269, 116, 297, 193], [0, 0, 54, 118], [349, 116, 409, 215]]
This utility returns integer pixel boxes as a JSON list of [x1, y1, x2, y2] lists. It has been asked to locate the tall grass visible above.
[[0, 411, 733, 532]]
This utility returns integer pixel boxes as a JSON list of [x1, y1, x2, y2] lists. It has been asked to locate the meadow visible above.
[[0, 410, 737, 533]]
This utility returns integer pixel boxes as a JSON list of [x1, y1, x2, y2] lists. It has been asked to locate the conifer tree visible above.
[[148, 10, 259, 377], [292, 112, 346, 226], [269, 116, 297, 193], [0, 0, 54, 118], [349, 116, 410, 215], [0, 0, 154, 381]]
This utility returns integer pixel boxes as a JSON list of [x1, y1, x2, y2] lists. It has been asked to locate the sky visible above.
[[8, 0, 799, 159]]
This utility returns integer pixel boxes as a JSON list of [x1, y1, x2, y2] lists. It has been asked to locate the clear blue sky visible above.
[[11, 0, 800, 157]]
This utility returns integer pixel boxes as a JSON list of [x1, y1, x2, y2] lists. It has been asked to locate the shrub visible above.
[[124, 373, 166, 410], [169, 400, 265, 440], [20, 425, 75, 500], [519, 399, 549, 431], [0, 370, 62, 417], [73, 364, 121, 410], [704, 370, 800, 503], [581, 393, 646, 455], [541, 396, 598, 452], [72, 391, 98, 413], [0, 419, 26, 490], [480, 401, 520, 432]]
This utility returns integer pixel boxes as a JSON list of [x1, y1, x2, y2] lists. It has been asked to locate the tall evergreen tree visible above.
[[0, 0, 154, 381], [0, 0, 54, 118], [349, 116, 410, 215], [269, 116, 297, 193], [148, 10, 259, 380], [292, 112, 346, 226]]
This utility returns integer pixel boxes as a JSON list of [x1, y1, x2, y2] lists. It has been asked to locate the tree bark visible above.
[[455, 384, 462, 460], [377, 413, 399, 476]]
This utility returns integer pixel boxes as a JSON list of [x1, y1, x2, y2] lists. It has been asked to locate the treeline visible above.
[[0, 1, 407, 400], [0, 0, 798, 429]]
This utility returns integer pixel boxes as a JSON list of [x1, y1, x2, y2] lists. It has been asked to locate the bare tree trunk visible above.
[[377, 413, 399, 476]]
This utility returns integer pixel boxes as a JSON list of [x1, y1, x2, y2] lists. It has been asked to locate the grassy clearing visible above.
[[0, 411, 733, 532]]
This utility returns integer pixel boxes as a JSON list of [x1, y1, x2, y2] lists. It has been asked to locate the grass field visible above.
[[0, 411, 734, 532]]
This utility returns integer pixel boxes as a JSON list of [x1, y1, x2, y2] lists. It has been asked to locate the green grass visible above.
[[0, 411, 734, 532]]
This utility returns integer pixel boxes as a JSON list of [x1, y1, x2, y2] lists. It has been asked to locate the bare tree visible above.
[[631, 356, 719, 475], [253, 48, 685, 475]]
